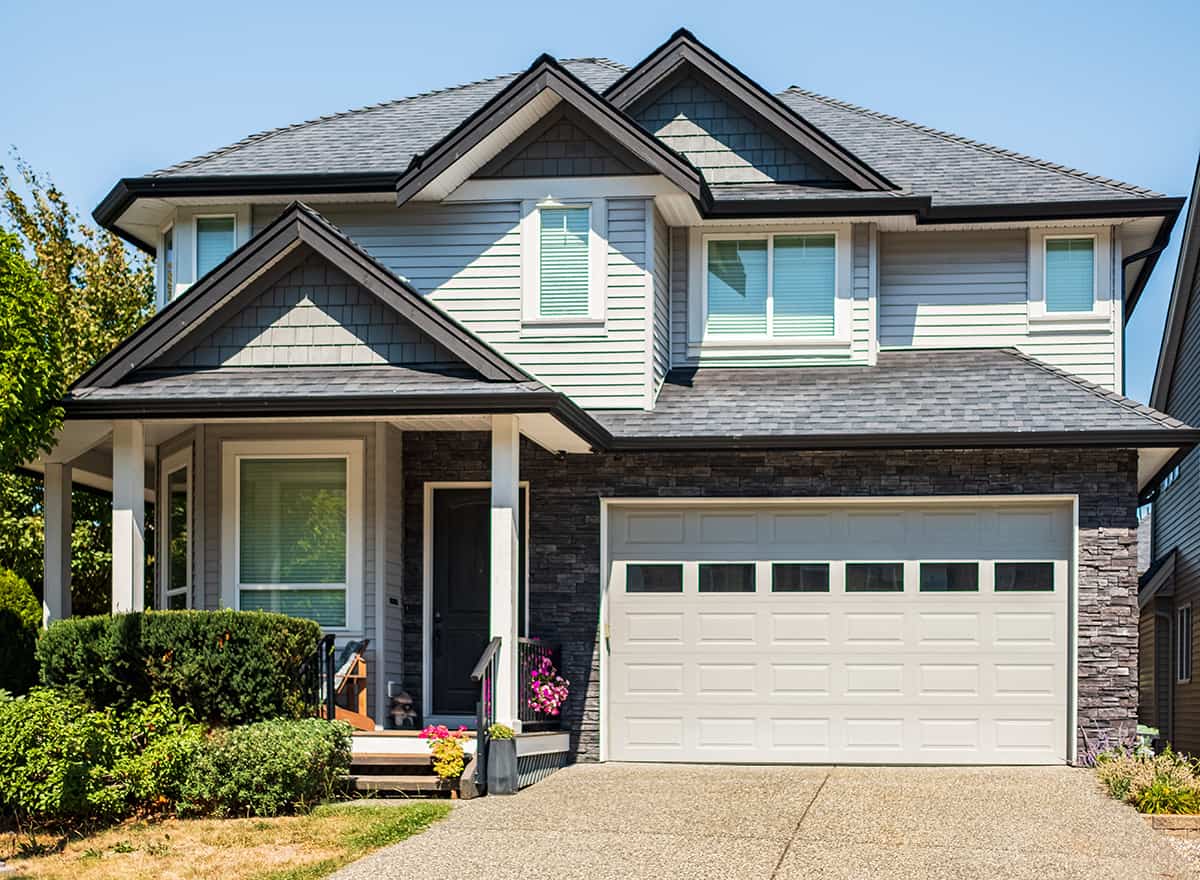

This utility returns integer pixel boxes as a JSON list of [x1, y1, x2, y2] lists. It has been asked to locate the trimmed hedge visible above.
[[179, 718, 352, 817], [0, 569, 40, 694], [37, 610, 321, 725], [0, 689, 350, 823]]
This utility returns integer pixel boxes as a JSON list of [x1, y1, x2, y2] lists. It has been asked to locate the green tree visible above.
[[0, 154, 155, 613], [0, 230, 63, 469]]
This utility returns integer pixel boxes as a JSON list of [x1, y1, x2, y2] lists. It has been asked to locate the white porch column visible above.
[[490, 414, 521, 728], [42, 463, 72, 626], [111, 420, 145, 614]]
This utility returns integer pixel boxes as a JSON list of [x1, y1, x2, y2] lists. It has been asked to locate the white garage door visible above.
[[605, 501, 1071, 765]]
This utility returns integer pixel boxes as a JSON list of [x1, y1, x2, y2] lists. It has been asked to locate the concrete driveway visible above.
[[333, 764, 1197, 880]]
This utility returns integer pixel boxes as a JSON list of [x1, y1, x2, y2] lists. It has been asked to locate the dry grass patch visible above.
[[0, 802, 450, 880]]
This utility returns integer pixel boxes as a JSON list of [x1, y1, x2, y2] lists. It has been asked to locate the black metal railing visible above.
[[470, 636, 502, 790], [518, 637, 563, 733], [299, 633, 337, 720]]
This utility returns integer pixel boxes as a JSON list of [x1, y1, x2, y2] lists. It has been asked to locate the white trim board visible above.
[[421, 481, 531, 720]]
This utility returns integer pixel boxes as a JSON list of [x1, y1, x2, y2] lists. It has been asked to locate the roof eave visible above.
[[1151, 156, 1200, 411]]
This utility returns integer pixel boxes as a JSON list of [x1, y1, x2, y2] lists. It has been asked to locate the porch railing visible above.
[[299, 633, 337, 721], [518, 637, 563, 733], [470, 636, 502, 790]]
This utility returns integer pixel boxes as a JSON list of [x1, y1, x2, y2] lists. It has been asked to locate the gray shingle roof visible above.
[[596, 349, 1190, 441], [148, 55, 1159, 206], [67, 365, 548, 403], [152, 59, 627, 178]]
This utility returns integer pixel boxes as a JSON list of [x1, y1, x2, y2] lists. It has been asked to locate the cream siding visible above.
[[253, 201, 652, 409], [878, 229, 1118, 389]]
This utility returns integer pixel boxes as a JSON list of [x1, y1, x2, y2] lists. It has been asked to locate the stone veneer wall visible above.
[[401, 435, 1139, 763]]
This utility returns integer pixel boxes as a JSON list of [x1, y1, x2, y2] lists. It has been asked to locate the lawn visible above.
[[0, 802, 451, 880]]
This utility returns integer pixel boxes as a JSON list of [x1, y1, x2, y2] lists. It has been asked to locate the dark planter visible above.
[[486, 738, 518, 795]]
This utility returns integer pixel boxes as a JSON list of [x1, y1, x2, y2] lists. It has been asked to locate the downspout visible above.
[[1155, 608, 1174, 744], [1121, 220, 1178, 392]]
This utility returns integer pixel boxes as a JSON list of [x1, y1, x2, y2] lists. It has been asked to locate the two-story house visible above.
[[32, 30, 1197, 768], [1140, 156, 1200, 753]]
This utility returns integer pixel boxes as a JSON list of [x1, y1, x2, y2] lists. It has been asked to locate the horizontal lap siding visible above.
[[253, 202, 650, 409], [852, 224, 872, 362], [879, 230, 1116, 388], [1156, 275, 1200, 753]]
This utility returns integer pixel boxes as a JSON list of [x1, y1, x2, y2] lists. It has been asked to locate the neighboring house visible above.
[[1140, 156, 1200, 752], [30, 29, 1197, 767]]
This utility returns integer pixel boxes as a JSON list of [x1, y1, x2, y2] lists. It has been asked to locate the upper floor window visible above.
[[540, 206, 590, 316], [161, 225, 175, 303], [195, 215, 237, 278], [704, 233, 836, 338], [521, 198, 607, 326], [1044, 236, 1095, 313]]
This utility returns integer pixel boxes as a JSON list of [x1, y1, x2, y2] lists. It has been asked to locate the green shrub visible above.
[[37, 610, 321, 725], [0, 569, 40, 694], [1137, 779, 1200, 814], [180, 718, 351, 817]]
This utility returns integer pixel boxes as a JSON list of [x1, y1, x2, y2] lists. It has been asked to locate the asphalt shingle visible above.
[[596, 349, 1189, 440]]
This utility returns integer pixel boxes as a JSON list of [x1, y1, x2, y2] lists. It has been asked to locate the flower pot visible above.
[[487, 738, 518, 795]]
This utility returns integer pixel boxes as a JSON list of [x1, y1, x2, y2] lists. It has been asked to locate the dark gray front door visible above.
[[430, 488, 525, 716]]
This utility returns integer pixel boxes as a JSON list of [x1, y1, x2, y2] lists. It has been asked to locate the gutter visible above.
[[1122, 198, 1185, 322]]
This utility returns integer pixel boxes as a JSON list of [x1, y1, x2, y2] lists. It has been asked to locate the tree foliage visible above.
[[0, 154, 155, 611], [0, 230, 63, 469]]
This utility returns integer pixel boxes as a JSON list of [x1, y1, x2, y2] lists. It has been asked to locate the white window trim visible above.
[[159, 446, 192, 610], [1028, 228, 1111, 326], [520, 198, 607, 331], [1178, 604, 1193, 684], [193, 213, 239, 281], [688, 225, 853, 356], [220, 438, 365, 634], [158, 221, 177, 308]]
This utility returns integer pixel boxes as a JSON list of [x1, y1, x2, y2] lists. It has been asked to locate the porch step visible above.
[[350, 753, 432, 768], [346, 773, 454, 793]]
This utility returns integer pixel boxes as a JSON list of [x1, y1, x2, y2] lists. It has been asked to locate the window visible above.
[[195, 216, 236, 278], [161, 225, 175, 302], [846, 563, 904, 593], [698, 563, 756, 593], [919, 562, 979, 592], [160, 448, 190, 610], [626, 563, 683, 593], [223, 439, 363, 631], [772, 563, 830, 593], [1044, 237, 1095, 313], [704, 233, 836, 338], [522, 199, 605, 324], [995, 562, 1055, 592], [539, 206, 590, 317], [1179, 606, 1193, 684]]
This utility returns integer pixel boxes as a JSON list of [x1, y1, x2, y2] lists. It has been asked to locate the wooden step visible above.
[[350, 753, 433, 768], [347, 774, 454, 793]]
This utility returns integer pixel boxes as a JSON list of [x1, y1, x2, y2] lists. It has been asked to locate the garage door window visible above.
[[772, 563, 830, 593], [846, 562, 904, 593], [995, 562, 1054, 592], [919, 562, 979, 593], [626, 563, 683, 593], [699, 563, 756, 593]]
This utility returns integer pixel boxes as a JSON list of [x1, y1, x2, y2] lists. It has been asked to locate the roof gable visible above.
[[606, 29, 892, 191], [75, 202, 532, 390], [630, 68, 845, 186], [165, 251, 464, 370], [477, 103, 655, 178], [394, 55, 705, 206]]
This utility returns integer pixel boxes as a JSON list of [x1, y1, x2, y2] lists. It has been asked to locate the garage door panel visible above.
[[607, 502, 1071, 765]]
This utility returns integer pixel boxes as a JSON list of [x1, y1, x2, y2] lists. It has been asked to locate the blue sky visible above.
[[3, 0, 1197, 402]]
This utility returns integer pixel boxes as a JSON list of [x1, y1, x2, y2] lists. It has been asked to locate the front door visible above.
[[430, 487, 526, 717]]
